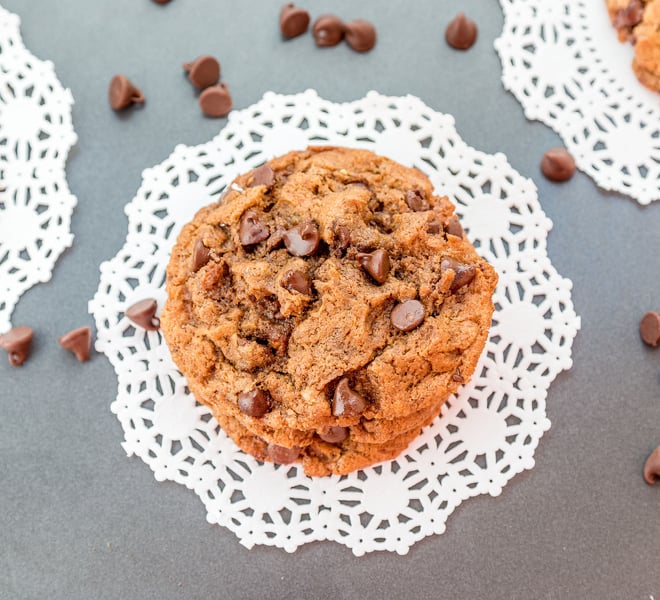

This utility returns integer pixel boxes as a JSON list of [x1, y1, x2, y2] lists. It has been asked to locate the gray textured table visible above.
[[1, 1, 659, 598]]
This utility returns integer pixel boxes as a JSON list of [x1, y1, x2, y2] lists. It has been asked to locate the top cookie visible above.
[[161, 147, 497, 475]]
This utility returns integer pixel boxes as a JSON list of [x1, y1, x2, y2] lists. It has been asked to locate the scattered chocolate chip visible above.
[[183, 55, 220, 89], [250, 164, 275, 188], [239, 209, 270, 246], [108, 75, 145, 111], [279, 3, 310, 39], [405, 189, 429, 212], [58, 326, 92, 362], [199, 83, 233, 118], [442, 258, 476, 292], [312, 15, 345, 47], [391, 300, 425, 332], [283, 221, 320, 257], [643, 446, 660, 485], [344, 19, 377, 52], [541, 148, 576, 182], [192, 239, 211, 272], [332, 378, 368, 417], [614, 0, 644, 29], [319, 426, 349, 444], [266, 443, 300, 464], [0, 326, 33, 366], [640, 312, 660, 347], [152, 0, 171, 4], [281, 269, 313, 295], [445, 13, 478, 50], [125, 298, 160, 331], [357, 249, 390, 285], [444, 215, 464, 238], [238, 389, 272, 418]]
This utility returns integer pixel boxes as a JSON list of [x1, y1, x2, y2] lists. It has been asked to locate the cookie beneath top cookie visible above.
[[607, 0, 660, 92], [161, 147, 498, 476]]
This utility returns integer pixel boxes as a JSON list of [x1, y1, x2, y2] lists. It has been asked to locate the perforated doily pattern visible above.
[[495, 0, 660, 205], [0, 5, 77, 333], [89, 90, 580, 555]]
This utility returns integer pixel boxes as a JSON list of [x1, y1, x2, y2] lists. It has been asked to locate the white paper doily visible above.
[[495, 0, 660, 205], [0, 5, 77, 333], [89, 90, 580, 555]]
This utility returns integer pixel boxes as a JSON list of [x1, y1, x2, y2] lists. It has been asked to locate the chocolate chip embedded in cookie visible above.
[[161, 147, 497, 476]]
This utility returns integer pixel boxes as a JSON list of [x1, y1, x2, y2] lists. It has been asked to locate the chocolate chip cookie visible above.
[[161, 147, 497, 476], [607, 0, 660, 92]]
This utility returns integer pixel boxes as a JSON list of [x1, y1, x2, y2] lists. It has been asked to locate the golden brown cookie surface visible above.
[[161, 147, 497, 476]]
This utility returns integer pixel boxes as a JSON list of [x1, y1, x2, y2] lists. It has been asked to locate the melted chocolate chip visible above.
[[283, 221, 320, 256], [183, 55, 220, 89], [442, 258, 476, 292], [541, 148, 576, 182], [0, 326, 33, 366], [279, 3, 310, 38], [444, 215, 464, 238], [199, 83, 233, 118], [643, 446, 660, 485], [390, 300, 425, 332], [332, 223, 351, 254], [250, 164, 275, 188], [445, 13, 478, 50], [405, 189, 430, 212], [58, 326, 92, 362], [126, 298, 160, 331], [319, 426, 349, 444], [344, 19, 377, 52], [108, 75, 144, 111], [332, 378, 368, 417], [192, 239, 211, 272], [239, 209, 270, 246], [238, 389, 272, 417], [312, 15, 345, 47], [640, 312, 660, 347], [614, 0, 644, 29], [281, 269, 313, 295], [266, 443, 300, 464], [357, 249, 390, 285]]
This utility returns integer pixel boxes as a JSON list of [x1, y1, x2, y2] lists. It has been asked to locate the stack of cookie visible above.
[[161, 147, 497, 476]]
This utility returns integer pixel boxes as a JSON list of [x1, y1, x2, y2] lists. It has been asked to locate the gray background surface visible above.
[[1, 1, 659, 598]]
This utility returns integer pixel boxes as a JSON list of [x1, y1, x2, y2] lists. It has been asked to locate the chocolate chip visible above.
[[312, 15, 345, 47], [250, 164, 275, 188], [332, 378, 368, 417], [541, 148, 576, 182], [614, 0, 644, 29], [643, 446, 660, 485], [238, 389, 272, 418], [445, 13, 478, 50], [444, 215, 464, 238], [108, 75, 145, 111], [319, 426, 349, 444], [199, 83, 233, 118], [640, 312, 660, 347], [266, 443, 300, 464], [344, 19, 377, 52], [183, 55, 220, 89], [279, 3, 310, 39], [281, 269, 313, 295], [452, 369, 464, 383], [192, 239, 211, 272], [442, 258, 476, 292], [58, 326, 92, 362], [426, 220, 443, 234], [390, 300, 425, 332], [332, 223, 351, 254], [126, 298, 160, 331], [152, 0, 171, 4], [357, 249, 390, 285], [0, 326, 33, 366], [405, 189, 429, 212], [239, 209, 270, 246], [283, 221, 320, 257]]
